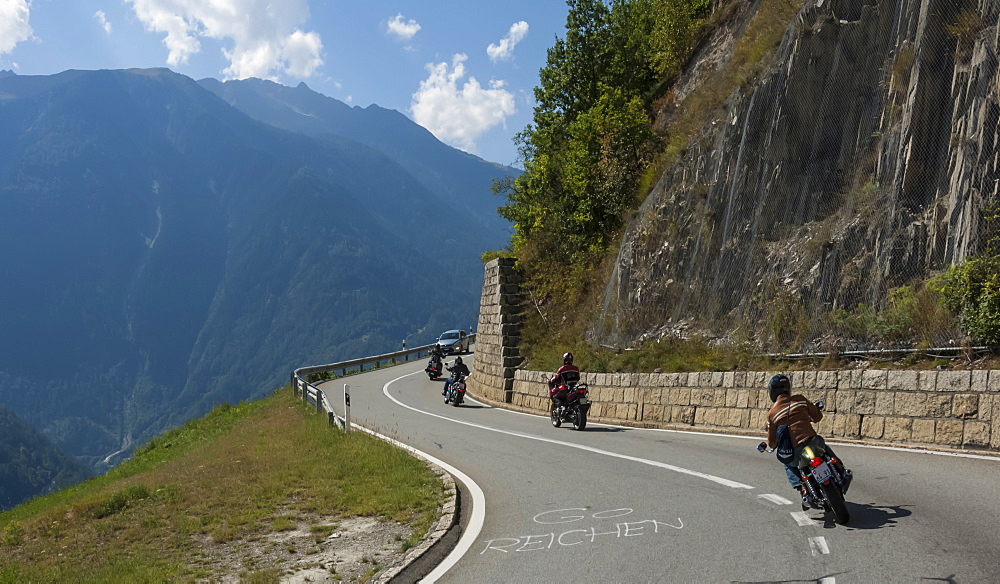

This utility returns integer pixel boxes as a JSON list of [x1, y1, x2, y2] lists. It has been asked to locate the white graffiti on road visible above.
[[480, 508, 683, 554]]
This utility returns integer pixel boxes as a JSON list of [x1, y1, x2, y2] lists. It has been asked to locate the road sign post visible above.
[[344, 383, 352, 434]]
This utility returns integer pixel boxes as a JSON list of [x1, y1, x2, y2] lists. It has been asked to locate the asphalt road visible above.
[[320, 355, 1000, 583]]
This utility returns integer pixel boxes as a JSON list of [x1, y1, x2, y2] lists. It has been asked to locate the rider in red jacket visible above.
[[548, 352, 580, 405]]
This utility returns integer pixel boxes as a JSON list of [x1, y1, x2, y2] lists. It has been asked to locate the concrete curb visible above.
[[374, 461, 458, 583]]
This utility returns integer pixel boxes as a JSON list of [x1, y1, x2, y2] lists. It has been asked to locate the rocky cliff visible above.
[[595, 0, 1000, 351]]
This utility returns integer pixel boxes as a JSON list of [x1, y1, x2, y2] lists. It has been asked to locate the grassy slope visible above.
[[0, 387, 442, 582]]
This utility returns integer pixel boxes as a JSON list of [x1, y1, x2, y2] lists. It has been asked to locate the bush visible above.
[[937, 255, 1000, 344]]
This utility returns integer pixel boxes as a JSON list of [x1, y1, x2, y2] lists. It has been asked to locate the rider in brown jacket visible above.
[[765, 374, 850, 502]]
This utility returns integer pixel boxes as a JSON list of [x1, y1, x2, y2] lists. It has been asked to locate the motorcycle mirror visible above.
[[816, 400, 825, 410], [756, 441, 767, 453]]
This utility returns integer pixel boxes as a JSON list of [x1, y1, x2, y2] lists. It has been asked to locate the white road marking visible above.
[[809, 536, 830, 556], [383, 372, 754, 490], [819, 578, 836, 584], [332, 374, 485, 584], [757, 493, 792, 505], [791, 511, 818, 526]]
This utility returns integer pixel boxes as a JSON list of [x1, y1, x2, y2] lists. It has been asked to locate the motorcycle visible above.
[[550, 381, 590, 430], [425, 353, 443, 380], [757, 400, 853, 525], [444, 374, 466, 406]]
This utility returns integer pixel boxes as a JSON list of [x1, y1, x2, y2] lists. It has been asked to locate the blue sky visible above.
[[0, 1, 571, 167]]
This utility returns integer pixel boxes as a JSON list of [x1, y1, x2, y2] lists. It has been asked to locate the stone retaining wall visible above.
[[467, 260, 1000, 453], [508, 369, 1000, 451]]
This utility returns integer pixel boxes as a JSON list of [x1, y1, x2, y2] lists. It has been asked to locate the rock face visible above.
[[595, 0, 1000, 350]]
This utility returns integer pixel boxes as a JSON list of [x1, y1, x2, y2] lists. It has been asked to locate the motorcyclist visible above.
[[548, 352, 581, 407], [442, 356, 470, 396], [764, 374, 851, 505]]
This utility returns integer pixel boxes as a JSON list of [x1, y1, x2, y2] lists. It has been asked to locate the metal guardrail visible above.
[[290, 335, 476, 430]]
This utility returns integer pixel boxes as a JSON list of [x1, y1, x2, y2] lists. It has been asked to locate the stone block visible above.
[[935, 419, 964, 446], [816, 370, 838, 389], [749, 409, 768, 430], [988, 370, 1000, 392], [875, 391, 895, 415], [725, 389, 739, 407], [971, 370, 988, 392], [713, 389, 727, 407], [862, 369, 888, 390], [836, 390, 856, 413], [672, 388, 692, 406], [963, 421, 990, 448], [837, 370, 855, 390], [801, 370, 818, 388], [979, 394, 992, 422], [855, 391, 876, 414], [993, 416, 1000, 449], [815, 414, 832, 436], [672, 406, 696, 425], [883, 417, 912, 442], [833, 413, 861, 438], [952, 394, 979, 419], [733, 371, 748, 388], [861, 415, 885, 439], [887, 370, 919, 391], [894, 392, 928, 417], [926, 394, 953, 417], [938, 371, 972, 392], [736, 389, 750, 409], [723, 372, 735, 388], [911, 419, 936, 444], [918, 370, 938, 392]]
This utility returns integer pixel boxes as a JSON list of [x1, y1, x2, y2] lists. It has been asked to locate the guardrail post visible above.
[[316, 388, 324, 414], [344, 383, 352, 434]]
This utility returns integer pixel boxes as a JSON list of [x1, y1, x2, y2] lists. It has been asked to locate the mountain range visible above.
[[0, 68, 515, 490]]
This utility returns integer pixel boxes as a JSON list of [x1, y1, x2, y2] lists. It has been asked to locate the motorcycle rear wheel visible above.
[[571, 406, 587, 431], [550, 404, 562, 428], [821, 482, 850, 525]]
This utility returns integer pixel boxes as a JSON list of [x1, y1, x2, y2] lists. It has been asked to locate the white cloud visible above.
[[125, 0, 324, 80], [410, 54, 516, 153], [487, 21, 528, 63], [0, 0, 33, 55], [386, 13, 420, 42], [94, 11, 112, 35]]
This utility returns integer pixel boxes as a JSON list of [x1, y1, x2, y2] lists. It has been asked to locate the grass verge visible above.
[[0, 387, 442, 582]]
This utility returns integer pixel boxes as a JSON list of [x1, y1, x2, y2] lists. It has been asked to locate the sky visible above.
[[0, 0, 572, 167]]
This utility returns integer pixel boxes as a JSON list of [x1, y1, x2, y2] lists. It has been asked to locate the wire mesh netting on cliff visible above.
[[594, 0, 999, 354]]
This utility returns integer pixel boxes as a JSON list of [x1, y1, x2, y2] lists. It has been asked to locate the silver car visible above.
[[436, 330, 469, 354]]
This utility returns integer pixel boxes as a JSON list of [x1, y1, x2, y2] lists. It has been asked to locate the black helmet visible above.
[[563, 352, 573, 365], [455, 356, 463, 365], [768, 374, 791, 402]]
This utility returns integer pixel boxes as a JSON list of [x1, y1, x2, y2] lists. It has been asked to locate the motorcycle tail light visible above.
[[578, 388, 586, 394], [809, 458, 823, 467]]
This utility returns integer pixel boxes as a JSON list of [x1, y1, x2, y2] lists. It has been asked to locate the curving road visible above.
[[320, 355, 1000, 583]]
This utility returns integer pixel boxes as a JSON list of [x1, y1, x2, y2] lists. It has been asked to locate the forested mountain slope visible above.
[[0, 68, 513, 476]]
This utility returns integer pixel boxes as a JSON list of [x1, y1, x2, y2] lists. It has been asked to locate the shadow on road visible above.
[[833, 502, 912, 530]]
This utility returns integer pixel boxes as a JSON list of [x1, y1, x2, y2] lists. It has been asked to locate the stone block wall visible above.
[[467, 258, 523, 403], [506, 368, 1000, 452], [467, 259, 1000, 453]]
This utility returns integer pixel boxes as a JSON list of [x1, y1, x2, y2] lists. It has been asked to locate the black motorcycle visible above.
[[758, 401, 853, 525], [550, 381, 590, 430], [425, 353, 442, 380], [444, 374, 466, 406]]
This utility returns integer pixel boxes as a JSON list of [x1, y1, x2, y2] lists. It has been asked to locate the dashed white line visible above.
[[791, 511, 818, 526], [758, 493, 792, 505], [809, 536, 830, 556]]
